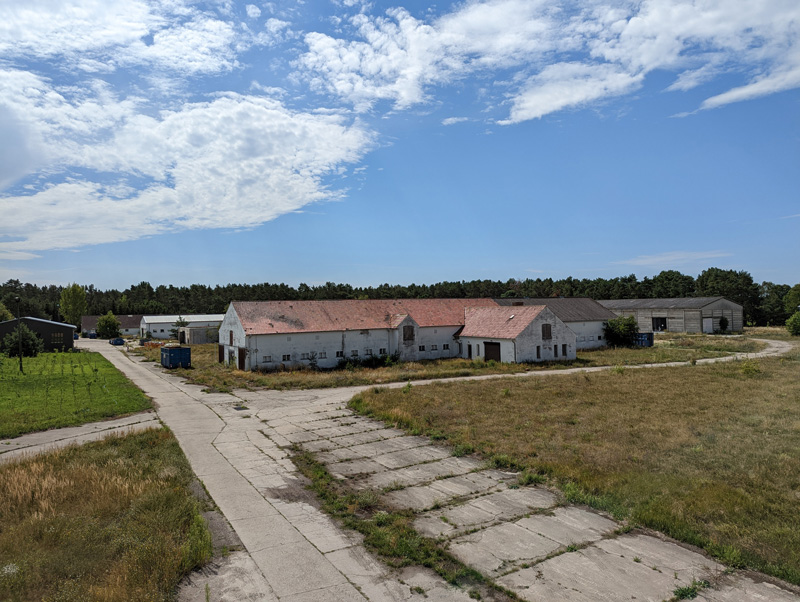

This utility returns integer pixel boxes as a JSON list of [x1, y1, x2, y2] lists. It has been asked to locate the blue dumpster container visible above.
[[161, 346, 191, 369], [633, 333, 654, 347]]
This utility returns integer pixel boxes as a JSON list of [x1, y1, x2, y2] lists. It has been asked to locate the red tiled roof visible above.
[[232, 299, 499, 335], [460, 306, 546, 339]]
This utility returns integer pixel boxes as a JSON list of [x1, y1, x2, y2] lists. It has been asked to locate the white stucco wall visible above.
[[241, 328, 397, 371], [413, 326, 462, 361], [459, 337, 516, 362], [565, 320, 606, 349]]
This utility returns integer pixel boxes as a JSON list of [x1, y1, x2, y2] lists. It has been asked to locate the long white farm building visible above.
[[219, 299, 578, 371]]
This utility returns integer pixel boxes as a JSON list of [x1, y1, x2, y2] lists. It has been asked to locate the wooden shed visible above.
[[0, 317, 77, 351], [598, 297, 743, 333]]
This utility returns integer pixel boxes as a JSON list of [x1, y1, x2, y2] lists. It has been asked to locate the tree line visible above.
[[1, 268, 798, 328]]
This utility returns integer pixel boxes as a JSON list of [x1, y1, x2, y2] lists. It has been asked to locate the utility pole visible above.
[[15, 296, 23, 374]]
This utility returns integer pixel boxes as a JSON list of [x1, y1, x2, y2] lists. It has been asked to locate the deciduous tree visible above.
[[59, 283, 87, 327], [96, 311, 121, 339]]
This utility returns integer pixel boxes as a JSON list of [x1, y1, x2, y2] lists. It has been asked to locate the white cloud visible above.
[[613, 250, 733, 268], [442, 116, 468, 125], [0, 0, 245, 76], [246, 4, 261, 18], [297, 0, 800, 121], [0, 90, 375, 256], [0, 0, 155, 58], [499, 62, 643, 124]]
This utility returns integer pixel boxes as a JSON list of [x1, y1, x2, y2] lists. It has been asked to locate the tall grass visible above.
[[350, 350, 800, 585], [0, 351, 151, 438], [0, 428, 211, 602]]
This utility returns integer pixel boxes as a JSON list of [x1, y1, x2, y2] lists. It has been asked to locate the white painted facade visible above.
[[460, 307, 576, 363], [141, 314, 224, 339], [564, 321, 606, 349], [219, 306, 466, 371]]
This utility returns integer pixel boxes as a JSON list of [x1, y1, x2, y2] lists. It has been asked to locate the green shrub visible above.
[[603, 316, 639, 347], [96, 311, 121, 339], [718, 316, 728, 333], [1, 323, 44, 357], [787, 311, 800, 336]]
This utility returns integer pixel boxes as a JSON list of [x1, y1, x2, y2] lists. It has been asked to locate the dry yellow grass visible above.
[[351, 346, 800, 584], [0, 429, 211, 602]]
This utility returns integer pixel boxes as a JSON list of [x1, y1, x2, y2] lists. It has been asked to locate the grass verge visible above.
[[0, 351, 152, 438], [130, 335, 764, 392], [349, 348, 800, 585], [291, 448, 505, 600], [0, 428, 211, 602]]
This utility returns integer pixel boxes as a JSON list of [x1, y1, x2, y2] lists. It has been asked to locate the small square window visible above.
[[301, 352, 309, 360], [336, 350, 343, 358], [282, 354, 291, 361], [597, 335, 602, 340], [263, 355, 272, 362], [351, 350, 359, 357], [319, 351, 327, 359], [418, 345, 425, 352], [442, 343, 449, 350], [365, 348, 373, 356], [431, 344, 438, 351], [379, 348, 387, 355]]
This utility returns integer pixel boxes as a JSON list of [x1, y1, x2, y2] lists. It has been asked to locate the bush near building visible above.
[[1, 323, 43, 358], [602, 315, 639, 347], [96, 311, 121, 339], [787, 312, 800, 336]]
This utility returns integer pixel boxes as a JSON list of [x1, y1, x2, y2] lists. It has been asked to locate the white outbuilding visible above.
[[459, 305, 576, 362], [140, 314, 225, 339], [494, 297, 617, 349]]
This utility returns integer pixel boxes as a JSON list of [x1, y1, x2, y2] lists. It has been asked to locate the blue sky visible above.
[[1, 0, 798, 290]]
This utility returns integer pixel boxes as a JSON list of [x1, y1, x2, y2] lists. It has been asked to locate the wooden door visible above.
[[484, 342, 501, 362], [238, 348, 246, 371]]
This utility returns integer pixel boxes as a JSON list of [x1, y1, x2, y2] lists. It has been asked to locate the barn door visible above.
[[484, 342, 501, 362], [238, 347, 246, 371], [702, 318, 713, 333]]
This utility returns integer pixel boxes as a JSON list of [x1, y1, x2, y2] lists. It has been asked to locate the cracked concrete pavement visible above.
[[8, 337, 796, 601]]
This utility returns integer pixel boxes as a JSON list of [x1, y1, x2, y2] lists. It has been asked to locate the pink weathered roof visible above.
[[460, 306, 546, 339], [232, 299, 498, 335]]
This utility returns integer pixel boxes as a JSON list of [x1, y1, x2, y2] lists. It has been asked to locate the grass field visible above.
[[0, 351, 152, 439], [0, 428, 211, 602], [349, 347, 800, 585], [130, 334, 764, 392]]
